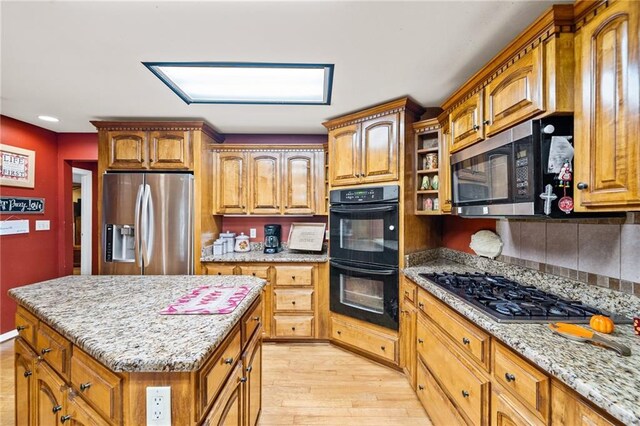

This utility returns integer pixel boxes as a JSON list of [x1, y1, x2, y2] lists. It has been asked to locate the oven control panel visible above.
[[331, 185, 399, 204]]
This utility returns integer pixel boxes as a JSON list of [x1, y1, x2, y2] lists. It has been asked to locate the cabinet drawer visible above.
[[273, 289, 314, 312], [419, 317, 489, 426], [493, 341, 549, 422], [416, 358, 468, 426], [36, 322, 72, 380], [71, 347, 122, 424], [401, 279, 416, 305], [419, 289, 490, 370], [274, 315, 314, 338], [242, 298, 263, 345], [15, 306, 38, 348], [204, 264, 237, 276], [330, 317, 397, 363], [274, 265, 313, 286], [238, 266, 270, 279], [199, 329, 242, 415]]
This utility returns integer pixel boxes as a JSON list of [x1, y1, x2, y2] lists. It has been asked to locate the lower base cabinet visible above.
[[551, 382, 616, 426], [416, 357, 467, 425], [244, 331, 263, 426], [491, 384, 545, 426], [202, 362, 244, 426], [330, 314, 398, 365]]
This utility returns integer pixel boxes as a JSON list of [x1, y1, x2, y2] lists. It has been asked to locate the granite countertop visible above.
[[201, 248, 328, 263], [404, 259, 640, 426], [9, 275, 266, 373]]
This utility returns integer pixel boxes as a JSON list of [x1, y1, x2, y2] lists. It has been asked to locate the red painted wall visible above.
[[0, 116, 60, 334], [441, 215, 497, 254]]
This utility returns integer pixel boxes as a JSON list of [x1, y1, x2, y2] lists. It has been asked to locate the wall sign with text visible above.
[[0, 196, 45, 214], [1, 144, 36, 188]]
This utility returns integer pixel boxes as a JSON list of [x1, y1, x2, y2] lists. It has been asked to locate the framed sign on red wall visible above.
[[0, 143, 36, 188]]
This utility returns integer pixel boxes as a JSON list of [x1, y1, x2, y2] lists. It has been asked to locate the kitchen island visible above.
[[9, 275, 266, 425]]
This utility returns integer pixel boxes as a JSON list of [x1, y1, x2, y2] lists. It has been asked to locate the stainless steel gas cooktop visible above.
[[420, 272, 632, 324]]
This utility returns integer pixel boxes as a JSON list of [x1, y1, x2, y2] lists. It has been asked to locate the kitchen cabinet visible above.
[[551, 382, 617, 426], [101, 130, 148, 169], [202, 362, 244, 426], [34, 361, 66, 426], [574, 0, 640, 211], [450, 92, 485, 153], [62, 390, 110, 426], [15, 337, 37, 426], [328, 124, 360, 186], [330, 314, 398, 365], [212, 146, 326, 216], [492, 384, 546, 426], [243, 332, 263, 426], [399, 278, 417, 388]]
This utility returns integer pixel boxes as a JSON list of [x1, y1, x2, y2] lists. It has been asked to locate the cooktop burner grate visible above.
[[419, 272, 632, 324]]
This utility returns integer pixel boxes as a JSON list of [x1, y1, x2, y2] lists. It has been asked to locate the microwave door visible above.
[[453, 145, 512, 206]]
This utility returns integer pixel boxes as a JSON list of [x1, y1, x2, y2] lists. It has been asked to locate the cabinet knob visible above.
[[252, 272, 256, 276], [80, 382, 91, 391], [224, 357, 234, 365], [291, 276, 296, 280], [253, 316, 260, 322], [483, 120, 491, 126], [505, 373, 516, 382], [461, 390, 470, 398], [462, 337, 470, 345], [217, 272, 222, 275], [337, 330, 341, 335], [473, 125, 480, 131], [577, 182, 588, 190], [380, 346, 385, 351], [418, 302, 424, 309], [291, 327, 296, 331], [291, 301, 296, 305], [417, 338, 424, 344], [418, 385, 425, 391], [16, 325, 26, 332], [61, 415, 71, 423], [23, 370, 32, 378], [52, 405, 62, 413], [246, 366, 253, 373], [41, 348, 52, 355], [239, 377, 248, 383]]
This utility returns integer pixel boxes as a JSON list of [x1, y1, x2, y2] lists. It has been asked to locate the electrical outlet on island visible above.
[[146, 386, 171, 426]]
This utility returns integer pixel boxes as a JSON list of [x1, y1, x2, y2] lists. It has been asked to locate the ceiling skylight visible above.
[[143, 62, 334, 105]]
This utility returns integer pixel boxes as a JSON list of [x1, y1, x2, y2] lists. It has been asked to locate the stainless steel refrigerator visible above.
[[101, 172, 194, 275]]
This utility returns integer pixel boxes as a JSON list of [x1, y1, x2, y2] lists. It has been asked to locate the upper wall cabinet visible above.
[[573, 0, 640, 211], [212, 145, 326, 216], [442, 5, 575, 154], [324, 98, 424, 188]]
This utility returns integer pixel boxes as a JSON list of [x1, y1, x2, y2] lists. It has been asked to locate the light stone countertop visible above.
[[404, 257, 640, 426], [9, 275, 265, 373], [201, 248, 328, 263]]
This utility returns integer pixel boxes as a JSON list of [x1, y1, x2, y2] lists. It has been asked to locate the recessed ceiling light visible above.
[[143, 62, 334, 105], [38, 115, 59, 122]]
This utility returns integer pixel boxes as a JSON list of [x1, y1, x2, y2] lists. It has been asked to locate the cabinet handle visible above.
[[380, 346, 385, 351], [252, 272, 256, 276], [217, 272, 222, 275], [52, 405, 62, 413], [337, 330, 341, 335], [473, 125, 480, 131], [291, 276, 296, 280], [483, 120, 491, 125], [24, 370, 32, 378], [418, 385, 425, 391], [417, 338, 424, 344], [577, 182, 588, 190], [461, 390, 470, 398], [246, 366, 253, 373], [239, 377, 248, 383], [462, 337, 470, 345], [41, 348, 52, 355], [291, 301, 296, 305], [224, 357, 234, 365], [61, 415, 71, 423], [291, 327, 296, 331], [505, 373, 516, 382], [80, 382, 91, 391], [418, 302, 424, 309], [16, 325, 26, 332], [253, 316, 260, 322]]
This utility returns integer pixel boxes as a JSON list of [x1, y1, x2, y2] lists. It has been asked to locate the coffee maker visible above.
[[264, 224, 282, 254]]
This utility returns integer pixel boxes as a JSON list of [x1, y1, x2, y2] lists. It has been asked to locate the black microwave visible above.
[[451, 116, 576, 218]]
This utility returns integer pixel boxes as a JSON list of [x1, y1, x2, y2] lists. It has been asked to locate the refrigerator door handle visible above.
[[146, 186, 155, 265], [141, 184, 151, 268], [134, 184, 144, 267]]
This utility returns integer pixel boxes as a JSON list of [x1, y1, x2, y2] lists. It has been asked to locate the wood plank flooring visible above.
[[0, 339, 431, 425]]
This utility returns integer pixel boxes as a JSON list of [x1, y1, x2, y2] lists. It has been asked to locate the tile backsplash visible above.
[[496, 214, 640, 296]]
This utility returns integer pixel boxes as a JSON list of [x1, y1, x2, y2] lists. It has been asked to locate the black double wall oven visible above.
[[329, 186, 399, 330]]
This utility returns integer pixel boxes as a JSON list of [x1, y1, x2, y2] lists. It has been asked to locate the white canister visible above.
[[234, 233, 251, 252], [219, 230, 236, 253], [213, 239, 224, 256]]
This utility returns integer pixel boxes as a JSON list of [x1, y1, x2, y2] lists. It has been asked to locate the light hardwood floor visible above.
[[0, 339, 431, 425]]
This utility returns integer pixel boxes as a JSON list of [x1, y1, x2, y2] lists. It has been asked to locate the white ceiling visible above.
[[1, 0, 565, 134]]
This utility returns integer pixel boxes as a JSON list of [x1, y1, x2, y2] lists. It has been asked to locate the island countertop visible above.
[[8, 275, 265, 373]]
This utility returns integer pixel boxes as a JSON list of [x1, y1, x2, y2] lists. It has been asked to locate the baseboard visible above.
[[0, 329, 18, 343]]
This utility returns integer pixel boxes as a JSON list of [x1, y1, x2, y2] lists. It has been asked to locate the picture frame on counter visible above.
[[0, 144, 36, 188], [287, 222, 326, 252]]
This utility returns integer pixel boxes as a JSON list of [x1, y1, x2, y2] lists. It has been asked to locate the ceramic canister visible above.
[[425, 153, 438, 170], [219, 230, 236, 253], [234, 232, 251, 252]]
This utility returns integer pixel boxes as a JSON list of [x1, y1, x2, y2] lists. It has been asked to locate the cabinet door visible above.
[[248, 152, 281, 215], [148, 130, 191, 170], [15, 338, 37, 426], [34, 362, 66, 426], [105, 131, 148, 169], [361, 113, 399, 183], [62, 390, 110, 426], [450, 92, 484, 153], [491, 385, 545, 426], [484, 46, 544, 137], [551, 382, 616, 426], [215, 152, 248, 214], [329, 124, 361, 186], [399, 304, 417, 389], [415, 357, 467, 426], [440, 121, 453, 213], [283, 152, 315, 214], [243, 335, 262, 426], [574, 0, 640, 211], [202, 363, 244, 426]]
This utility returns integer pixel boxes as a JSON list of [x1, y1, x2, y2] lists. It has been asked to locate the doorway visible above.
[[72, 167, 92, 275]]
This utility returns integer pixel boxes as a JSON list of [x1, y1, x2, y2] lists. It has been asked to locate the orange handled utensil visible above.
[[549, 323, 631, 357]]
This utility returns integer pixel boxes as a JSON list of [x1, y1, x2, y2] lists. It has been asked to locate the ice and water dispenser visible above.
[[104, 224, 135, 262]]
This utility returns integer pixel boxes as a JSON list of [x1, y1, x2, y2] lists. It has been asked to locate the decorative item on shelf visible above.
[[234, 233, 251, 252], [420, 176, 430, 190], [423, 197, 433, 211], [556, 159, 574, 214], [424, 153, 438, 170], [430, 175, 439, 190], [422, 139, 438, 150], [433, 198, 439, 211], [469, 230, 503, 259]]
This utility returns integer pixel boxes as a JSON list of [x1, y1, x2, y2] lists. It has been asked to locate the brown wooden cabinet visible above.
[[215, 152, 248, 215], [574, 0, 640, 211], [328, 124, 360, 186], [148, 130, 191, 170], [360, 113, 400, 182], [450, 92, 485, 153], [34, 361, 66, 426], [330, 314, 398, 365], [102, 130, 148, 169], [248, 152, 280, 215], [551, 382, 617, 426], [15, 338, 37, 426], [492, 384, 545, 426], [243, 332, 262, 426], [62, 390, 110, 426], [283, 152, 315, 214], [202, 362, 244, 426]]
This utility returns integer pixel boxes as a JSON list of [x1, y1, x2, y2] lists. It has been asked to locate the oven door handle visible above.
[[330, 261, 397, 276], [331, 205, 396, 214]]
